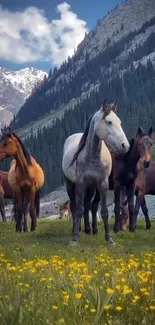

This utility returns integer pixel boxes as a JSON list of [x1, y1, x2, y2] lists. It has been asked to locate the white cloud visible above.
[[0, 3, 88, 66]]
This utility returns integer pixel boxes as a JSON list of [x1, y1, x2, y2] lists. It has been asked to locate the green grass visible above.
[[0, 219, 155, 325]]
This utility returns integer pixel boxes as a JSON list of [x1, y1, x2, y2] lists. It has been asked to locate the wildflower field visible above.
[[0, 219, 155, 325]]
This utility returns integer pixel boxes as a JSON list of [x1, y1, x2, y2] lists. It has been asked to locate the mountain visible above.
[[1, 0, 154, 196], [0, 67, 47, 129], [11, 0, 155, 133]]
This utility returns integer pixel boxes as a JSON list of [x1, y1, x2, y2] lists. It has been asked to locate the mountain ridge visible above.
[[0, 67, 47, 129]]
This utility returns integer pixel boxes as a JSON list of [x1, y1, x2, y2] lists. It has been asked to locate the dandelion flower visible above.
[[75, 293, 82, 299], [104, 305, 111, 310], [116, 306, 123, 311], [150, 306, 155, 310], [64, 295, 70, 303], [52, 305, 58, 310], [107, 288, 115, 295], [90, 308, 96, 313]]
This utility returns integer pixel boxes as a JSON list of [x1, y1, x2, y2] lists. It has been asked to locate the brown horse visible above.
[[120, 160, 155, 230], [0, 171, 15, 222], [84, 126, 153, 234], [59, 200, 71, 220], [0, 127, 44, 232]]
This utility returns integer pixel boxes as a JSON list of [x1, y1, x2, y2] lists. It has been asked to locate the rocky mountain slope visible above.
[[10, 0, 155, 134], [0, 67, 47, 129]]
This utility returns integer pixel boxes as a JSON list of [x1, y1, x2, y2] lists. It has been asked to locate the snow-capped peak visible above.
[[0, 66, 48, 128]]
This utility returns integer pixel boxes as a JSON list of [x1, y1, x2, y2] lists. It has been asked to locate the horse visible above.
[[88, 126, 153, 234], [120, 159, 155, 230], [0, 171, 15, 222], [62, 98, 129, 245], [59, 200, 71, 220], [0, 127, 44, 232]]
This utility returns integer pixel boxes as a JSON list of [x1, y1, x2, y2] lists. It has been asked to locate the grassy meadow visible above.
[[0, 219, 155, 325]]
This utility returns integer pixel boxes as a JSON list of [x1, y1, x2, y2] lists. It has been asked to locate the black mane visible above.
[[12, 132, 32, 165], [69, 115, 93, 167]]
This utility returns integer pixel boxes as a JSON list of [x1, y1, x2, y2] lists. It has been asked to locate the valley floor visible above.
[[0, 219, 155, 324]]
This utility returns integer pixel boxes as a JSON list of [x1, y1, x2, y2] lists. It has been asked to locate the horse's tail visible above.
[[35, 190, 40, 218], [69, 114, 93, 167]]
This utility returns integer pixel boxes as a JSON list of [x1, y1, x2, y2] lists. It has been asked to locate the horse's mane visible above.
[[69, 114, 93, 167], [123, 138, 135, 162], [12, 132, 32, 165]]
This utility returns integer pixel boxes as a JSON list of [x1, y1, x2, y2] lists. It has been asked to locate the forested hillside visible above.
[[3, 61, 155, 195], [10, 12, 155, 131]]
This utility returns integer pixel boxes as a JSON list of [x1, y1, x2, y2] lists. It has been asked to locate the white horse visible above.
[[62, 99, 129, 244]]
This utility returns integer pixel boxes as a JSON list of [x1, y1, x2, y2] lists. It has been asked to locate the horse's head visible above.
[[0, 127, 17, 161], [95, 98, 129, 153], [135, 126, 153, 168]]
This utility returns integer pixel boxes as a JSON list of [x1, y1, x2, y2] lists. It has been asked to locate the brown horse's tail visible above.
[[35, 190, 40, 218]]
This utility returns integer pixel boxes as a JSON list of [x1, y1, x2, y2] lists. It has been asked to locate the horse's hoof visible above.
[[108, 238, 116, 245], [93, 228, 98, 235], [129, 226, 135, 232], [113, 225, 119, 233], [31, 227, 36, 232], [68, 241, 78, 247], [85, 229, 91, 235], [146, 223, 151, 230], [23, 228, 28, 233]]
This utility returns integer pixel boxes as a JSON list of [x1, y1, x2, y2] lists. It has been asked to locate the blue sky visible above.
[[0, 0, 122, 72]]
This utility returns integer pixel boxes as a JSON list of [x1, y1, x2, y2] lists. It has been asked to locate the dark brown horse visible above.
[[0, 171, 15, 222], [84, 126, 153, 234], [120, 160, 155, 230]]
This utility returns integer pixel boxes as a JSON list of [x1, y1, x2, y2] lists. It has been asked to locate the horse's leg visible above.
[[64, 176, 82, 232], [141, 197, 151, 229], [29, 186, 37, 232], [113, 183, 121, 233], [72, 180, 85, 242], [84, 187, 95, 235], [91, 189, 100, 234], [98, 179, 114, 244], [22, 187, 31, 232], [127, 185, 135, 232], [0, 195, 7, 222], [16, 190, 23, 232]]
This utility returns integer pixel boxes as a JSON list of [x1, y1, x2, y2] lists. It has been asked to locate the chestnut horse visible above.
[[0, 127, 44, 232]]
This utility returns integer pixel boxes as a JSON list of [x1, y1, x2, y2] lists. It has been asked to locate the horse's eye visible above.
[[107, 121, 112, 125]]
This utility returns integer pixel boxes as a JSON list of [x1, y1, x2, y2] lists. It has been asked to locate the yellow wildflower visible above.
[[116, 285, 121, 290], [52, 305, 58, 310], [75, 293, 82, 299], [121, 278, 126, 283], [105, 273, 110, 277], [123, 288, 132, 295], [104, 305, 111, 310], [64, 295, 70, 303], [134, 296, 140, 300], [150, 306, 155, 310], [90, 308, 96, 313], [107, 288, 115, 295], [116, 306, 123, 311]]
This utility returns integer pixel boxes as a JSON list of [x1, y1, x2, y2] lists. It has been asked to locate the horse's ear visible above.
[[101, 98, 111, 118], [100, 98, 107, 112], [148, 127, 153, 136], [137, 126, 143, 136], [112, 100, 118, 113]]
